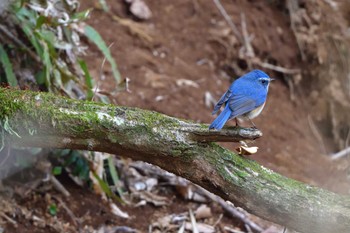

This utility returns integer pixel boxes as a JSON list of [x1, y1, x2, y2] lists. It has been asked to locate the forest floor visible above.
[[2, 0, 350, 232]]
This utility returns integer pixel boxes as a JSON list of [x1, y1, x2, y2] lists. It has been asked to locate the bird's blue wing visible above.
[[227, 95, 260, 119], [212, 89, 232, 115]]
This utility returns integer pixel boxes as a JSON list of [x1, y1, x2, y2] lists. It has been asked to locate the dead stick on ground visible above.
[[240, 13, 255, 58], [0, 25, 41, 63], [286, 0, 306, 61], [213, 0, 243, 42], [0, 212, 17, 227], [199, 187, 264, 232], [53, 196, 80, 228], [253, 60, 300, 74], [50, 175, 70, 197]]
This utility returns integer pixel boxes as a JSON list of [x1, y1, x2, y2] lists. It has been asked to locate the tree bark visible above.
[[0, 88, 349, 233]]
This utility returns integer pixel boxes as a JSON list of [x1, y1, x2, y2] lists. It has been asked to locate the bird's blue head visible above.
[[241, 69, 272, 89]]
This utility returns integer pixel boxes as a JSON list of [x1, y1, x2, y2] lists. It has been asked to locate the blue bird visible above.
[[209, 70, 272, 130]]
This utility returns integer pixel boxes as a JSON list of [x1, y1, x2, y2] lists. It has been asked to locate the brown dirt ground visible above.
[[4, 0, 350, 232]]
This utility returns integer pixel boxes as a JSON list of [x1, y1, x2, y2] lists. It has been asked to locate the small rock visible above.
[[129, 0, 152, 20]]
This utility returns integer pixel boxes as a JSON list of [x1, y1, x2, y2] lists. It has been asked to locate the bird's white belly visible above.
[[238, 102, 265, 120]]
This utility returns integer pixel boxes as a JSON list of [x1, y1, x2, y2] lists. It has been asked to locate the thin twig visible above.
[[52, 196, 81, 228], [346, 128, 350, 158], [0, 212, 17, 227], [50, 175, 70, 197], [0, 25, 41, 63], [308, 115, 327, 155], [199, 187, 264, 232], [213, 0, 242, 42], [286, 0, 306, 61], [331, 147, 350, 160], [213, 214, 223, 227], [92, 46, 109, 101], [245, 224, 253, 233], [285, 75, 296, 101], [189, 209, 199, 233], [178, 222, 186, 233], [0, 147, 11, 168], [224, 226, 246, 233], [241, 13, 254, 58], [253, 60, 300, 74]]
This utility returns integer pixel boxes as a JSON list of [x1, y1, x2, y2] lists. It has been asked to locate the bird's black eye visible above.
[[261, 80, 266, 84]]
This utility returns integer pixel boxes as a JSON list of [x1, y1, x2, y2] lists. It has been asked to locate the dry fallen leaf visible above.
[[236, 146, 259, 156], [236, 141, 259, 156]]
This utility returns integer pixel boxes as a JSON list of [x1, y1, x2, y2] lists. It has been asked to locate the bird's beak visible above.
[[270, 78, 275, 81]]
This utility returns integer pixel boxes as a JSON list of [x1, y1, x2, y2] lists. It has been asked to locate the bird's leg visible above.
[[248, 117, 257, 129]]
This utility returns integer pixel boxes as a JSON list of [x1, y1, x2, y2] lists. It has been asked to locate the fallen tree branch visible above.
[[0, 88, 349, 233]]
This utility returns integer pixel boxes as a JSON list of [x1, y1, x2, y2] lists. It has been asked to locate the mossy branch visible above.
[[0, 88, 349, 233]]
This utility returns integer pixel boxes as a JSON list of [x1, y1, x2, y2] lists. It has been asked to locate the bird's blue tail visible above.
[[209, 106, 231, 130]]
